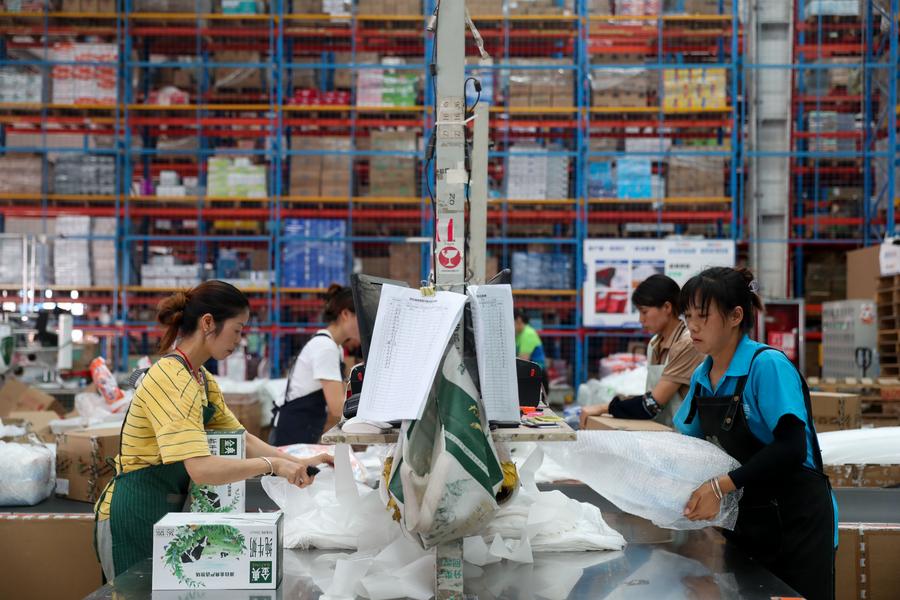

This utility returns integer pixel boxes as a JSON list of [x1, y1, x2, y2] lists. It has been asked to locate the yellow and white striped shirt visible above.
[[95, 357, 243, 520]]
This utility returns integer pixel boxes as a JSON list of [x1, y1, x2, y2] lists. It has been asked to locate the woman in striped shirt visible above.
[[94, 280, 332, 582]]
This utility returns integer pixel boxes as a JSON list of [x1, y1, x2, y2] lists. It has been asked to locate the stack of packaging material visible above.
[[506, 142, 570, 200], [0, 155, 42, 195], [207, 157, 267, 198], [289, 136, 352, 197], [54, 216, 92, 287], [680, 0, 732, 13], [141, 255, 202, 289], [591, 69, 653, 108], [0, 238, 25, 284], [807, 111, 860, 153], [667, 146, 726, 198], [368, 130, 417, 197], [663, 67, 727, 110], [805, 0, 860, 17], [355, 60, 419, 107], [0, 67, 42, 103], [507, 59, 575, 108], [50, 42, 117, 105], [805, 59, 863, 96], [511, 252, 573, 290], [356, 0, 420, 14], [53, 155, 115, 196], [91, 218, 117, 288], [155, 169, 188, 197], [133, 0, 212, 10], [281, 219, 347, 288]]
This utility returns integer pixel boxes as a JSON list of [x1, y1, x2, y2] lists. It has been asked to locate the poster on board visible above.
[[583, 239, 736, 327]]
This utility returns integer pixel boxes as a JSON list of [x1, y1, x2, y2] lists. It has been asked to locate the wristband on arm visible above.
[[608, 392, 661, 420]]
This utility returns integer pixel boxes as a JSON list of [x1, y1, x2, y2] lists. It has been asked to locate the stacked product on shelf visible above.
[[614, 0, 661, 15], [0, 154, 42, 194], [508, 0, 572, 15], [466, 0, 502, 15], [212, 51, 263, 92], [368, 130, 418, 198], [91, 218, 117, 288], [591, 69, 654, 108], [141, 255, 202, 289], [0, 66, 42, 103], [216, 248, 272, 290], [616, 158, 661, 199], [662, 67, 727, 111], [0, 217, 53, 286], [207, 157, 267, 198], [804, 0, 860, 17], [53, 155, 116, 196], [511, 251, 573, 290], [667, 144, 726, 198], [281, 219, 347, 289], [289, 136, 352, 197], [50, 42, 117, 105], [355, 59, 420, 107], [806, 111, 860, 153], [506, 142, 570, 200], [54, 216, 92, 288], [356, 0, 419, 14], [506, 59, 574, 108], [60, 0, 116, 10]]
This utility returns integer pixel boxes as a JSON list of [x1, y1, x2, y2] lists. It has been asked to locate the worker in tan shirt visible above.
[[581, 274, 705, 428]]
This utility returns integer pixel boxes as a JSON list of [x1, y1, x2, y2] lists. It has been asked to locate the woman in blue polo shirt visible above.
[[674, 267, 836, 600]]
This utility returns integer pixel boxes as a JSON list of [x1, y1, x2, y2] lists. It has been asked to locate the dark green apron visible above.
[[95, 354, 215, 577]]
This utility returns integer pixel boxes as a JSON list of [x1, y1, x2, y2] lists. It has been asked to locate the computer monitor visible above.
[[349, 273, 409, 362]]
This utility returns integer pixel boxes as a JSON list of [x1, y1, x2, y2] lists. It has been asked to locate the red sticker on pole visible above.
[[438, 245, 462, 269]]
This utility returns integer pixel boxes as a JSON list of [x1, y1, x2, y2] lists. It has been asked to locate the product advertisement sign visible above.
[[583, 239, 736, 327]]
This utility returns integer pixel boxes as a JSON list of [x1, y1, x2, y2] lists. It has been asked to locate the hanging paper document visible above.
[[467, 284, 520, 422], [357, 284, 466, 422]]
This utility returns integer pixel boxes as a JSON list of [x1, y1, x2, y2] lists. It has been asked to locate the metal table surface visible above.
[[83, 484, 800, 600]]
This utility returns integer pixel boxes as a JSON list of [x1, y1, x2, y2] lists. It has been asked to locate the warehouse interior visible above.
[[0, 0, 898, 598]]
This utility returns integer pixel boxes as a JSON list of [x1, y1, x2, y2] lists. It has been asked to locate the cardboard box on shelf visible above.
[[667, 153, 725, 198], [805, 257, 847, 304], [0, 514, 103, 600], [55, 425, 121, 503], [809, 391, 861, 431], [213, 51, 263, 90], [584, 415, 673, 432], [190, 429, 246, 513], [153, 512, 283, 590], [0, 377, 64, 417]]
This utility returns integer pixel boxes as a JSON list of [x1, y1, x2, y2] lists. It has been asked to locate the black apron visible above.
[[684, 347, 835, 600], [270, 332, 344, 446]]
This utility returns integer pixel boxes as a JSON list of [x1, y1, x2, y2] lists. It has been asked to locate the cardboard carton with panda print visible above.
[[152, 512, 283, 590], [189, 429, 246, 513]]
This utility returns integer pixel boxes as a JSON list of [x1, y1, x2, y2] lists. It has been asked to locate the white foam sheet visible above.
[[819, 427, 900, 465], [543, 431, 743, 531]]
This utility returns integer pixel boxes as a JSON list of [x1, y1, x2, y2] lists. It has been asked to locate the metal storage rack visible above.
[[581, 0, 743, 382], [787, 0, 897, 369]]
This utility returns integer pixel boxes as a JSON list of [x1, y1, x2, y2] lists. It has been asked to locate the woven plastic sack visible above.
[[543, 431, 742, 530], [0, 439, 55, 506]]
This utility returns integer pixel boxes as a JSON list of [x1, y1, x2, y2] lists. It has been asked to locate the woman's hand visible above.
[[683, 480, 722, 521], [271, 457, 319, 488], [285, 452, 334, 471], [579, 403, 610, 429]]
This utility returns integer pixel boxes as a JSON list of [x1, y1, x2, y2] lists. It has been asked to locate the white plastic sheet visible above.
[[543, 431, 743, 530], [0, 440, 55, 506], [577, 367, 648, 407], [819, 427, 900, 464]]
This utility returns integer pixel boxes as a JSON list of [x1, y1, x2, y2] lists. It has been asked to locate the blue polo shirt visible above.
[[673, 335, 838, 546]]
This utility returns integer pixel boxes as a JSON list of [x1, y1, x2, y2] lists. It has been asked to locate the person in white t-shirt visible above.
[[270, 284, 359, 445]]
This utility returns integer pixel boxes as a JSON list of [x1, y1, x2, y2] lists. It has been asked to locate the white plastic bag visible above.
[[0, 439, 55, 506], [543, 431, 743, 530]]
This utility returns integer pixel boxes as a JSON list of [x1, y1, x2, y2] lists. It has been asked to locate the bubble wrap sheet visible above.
[[0, 440, 55, 506], [543, 431, 742, 530]]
